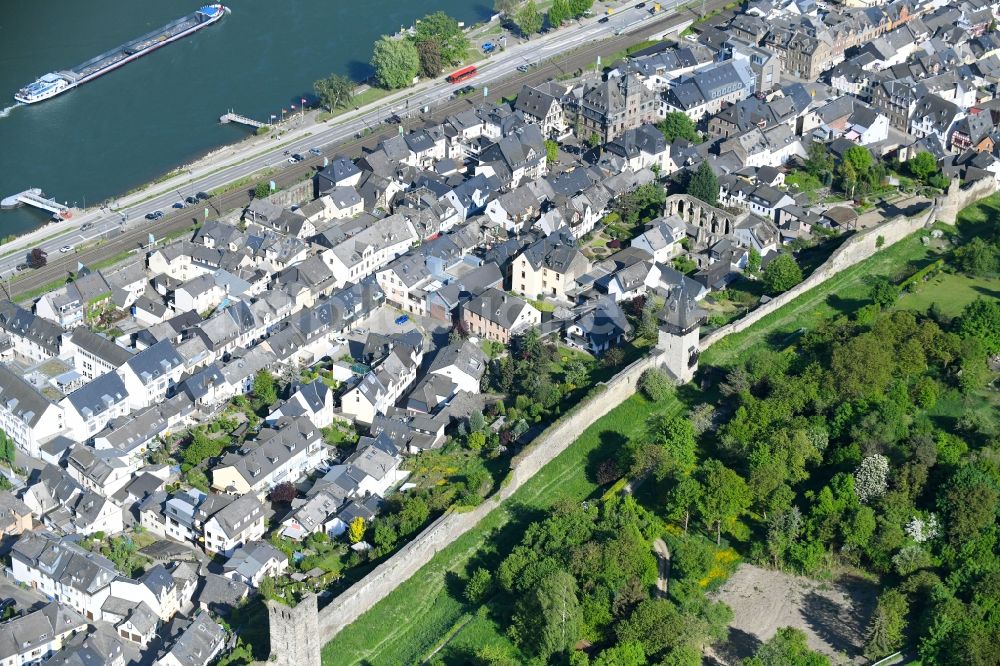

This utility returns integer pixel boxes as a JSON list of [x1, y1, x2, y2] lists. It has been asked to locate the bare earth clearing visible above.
[[709, 564, 878, 665]]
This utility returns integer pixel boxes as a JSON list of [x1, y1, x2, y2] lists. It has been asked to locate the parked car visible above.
[[145, 210, 164, 220], [309, 147, 323, 156], [482, 42, 496, 54], [172, 201, 185, 209], [291, 153, 304, 162], [185, 196, 198, 205], [517, 64, 530, 72], [15, 263, 28, 272], [395, 314, 409, 325], [196, 191, 210, 200]]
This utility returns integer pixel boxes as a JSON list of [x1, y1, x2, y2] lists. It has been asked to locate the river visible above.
[[0, 0, 492, 236]]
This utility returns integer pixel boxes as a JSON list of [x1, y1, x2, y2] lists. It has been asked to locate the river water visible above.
[[0, 0, 491, 236]]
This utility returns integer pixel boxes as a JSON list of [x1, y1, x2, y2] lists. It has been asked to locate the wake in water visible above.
[[0, 103, 23, 118]]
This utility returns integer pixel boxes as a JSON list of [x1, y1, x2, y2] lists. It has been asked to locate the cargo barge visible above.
[[15, 5, 227, 104]]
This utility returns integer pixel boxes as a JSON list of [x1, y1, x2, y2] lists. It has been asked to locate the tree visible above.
[[954, 237, 998, 276], [270, 482, 296, 504], [803, 141, 833, 181], [587, 131, 602, 149], [415, 39, 443, 78], [697, 459, 752, 545], [867, 275, 899, 309], [657, 112, 699, 143], [253, 182, 270, 199], [838, 160, 859, 198], [512, 570, 582, 659], [348, 517, 365, 544], [908, 150, 937, 182], [854, 454, 889, 503], [544, 139, 559, 163], [747, 248, 761, 276], [647, 413, 697, 473], [371, 36, 420, 89], [638, 367, 673, 402], [549, 0, 572, 26], [668, 474, 702, 534], [413, 11, 469, 66], [252, 369, 277, 407], [0, 428, 15, 465], [686, 161, 719, 206], [762, 254, 803, 294], [745, 627, 830, 666], [465, 567, 494, 603], [592, 641, 647, 666], [314, 74, 355, 111], [569, 0, 595, 17], [843, 144, 873, 174], [957, 297, 1000, 355], [514, 1, 544, 37]]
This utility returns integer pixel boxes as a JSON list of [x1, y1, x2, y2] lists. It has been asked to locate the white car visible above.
[[59, 245, 73, 253]]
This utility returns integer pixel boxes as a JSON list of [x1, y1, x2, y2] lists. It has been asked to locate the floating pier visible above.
[[220, 110, 269, 129], [1, 188, 71, 218]]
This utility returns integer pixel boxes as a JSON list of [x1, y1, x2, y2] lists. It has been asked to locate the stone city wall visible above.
[[316, 352, 657, 640], [699, 204, 937, 350], [934, 177, 997, 225], [292, 181, 998, 654]]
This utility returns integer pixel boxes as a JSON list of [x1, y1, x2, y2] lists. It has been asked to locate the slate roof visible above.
[[196, 493, 265, 539], [64, 370, 128, 419], [161, 614, 226, 666], [0, 364, 57, 428], [0, 601, 86, 661], [69, 328, 134, 367], [462, 287, 535, 330], [429, 338, 487, 382], [11, 530, 119, 594], [0, 300, 64, 355]]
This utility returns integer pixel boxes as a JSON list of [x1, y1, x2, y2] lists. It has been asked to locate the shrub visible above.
[[638, 367, 673, 402]]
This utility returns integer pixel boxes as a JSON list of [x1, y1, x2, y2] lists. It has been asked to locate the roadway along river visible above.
[[0, 0, 492, 237]]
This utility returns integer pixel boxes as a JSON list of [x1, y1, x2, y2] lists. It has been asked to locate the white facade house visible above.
[[10, 531, 118, 621], [321, 215, 418, 288], [59, 372, 130, 441], [0, 365, 65, 458], [0, 602, 87, 666], [116, 340, 185, 410], [197, 494, 267, 557], [630, 216, 687, 264], [340, 346, 422, 425]]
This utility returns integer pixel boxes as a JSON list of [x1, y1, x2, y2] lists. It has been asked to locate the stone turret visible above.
[[656, 285, 707, 384], [266, 593, 321, 666]]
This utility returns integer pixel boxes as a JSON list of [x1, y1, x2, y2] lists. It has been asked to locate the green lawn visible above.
[[897, 270, 1000, 317], [322, 393, 681, 665], [701, 227, 944, 368]]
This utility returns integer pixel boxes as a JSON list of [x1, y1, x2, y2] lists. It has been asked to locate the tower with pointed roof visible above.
[[656, 286, 707, 383]]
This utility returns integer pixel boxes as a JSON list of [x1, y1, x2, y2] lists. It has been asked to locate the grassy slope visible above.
[[323, 393, 682, 665], [701, 228, 940, 368]]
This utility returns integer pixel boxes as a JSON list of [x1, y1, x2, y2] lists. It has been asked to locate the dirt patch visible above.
[[709, 564, 878, 665]]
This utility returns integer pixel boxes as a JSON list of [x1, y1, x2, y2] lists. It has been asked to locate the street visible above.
[[0, 0, 720, 301]]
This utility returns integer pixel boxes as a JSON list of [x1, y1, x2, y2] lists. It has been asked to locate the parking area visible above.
[[350, 305, 452, 355], [0, 577, 51, 613]]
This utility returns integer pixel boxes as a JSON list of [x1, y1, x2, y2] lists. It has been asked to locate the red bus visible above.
[[446, 65, 477, 84]]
